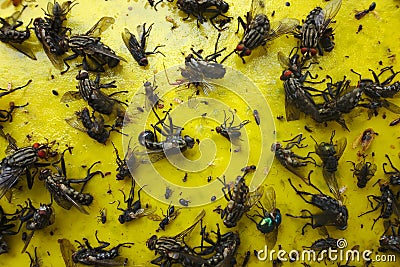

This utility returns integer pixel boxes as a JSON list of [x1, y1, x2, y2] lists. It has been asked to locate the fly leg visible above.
[[0, 102, 29, 123], [0, 79, 31, 98], [383, 154, 400, 173], [61, 53, 79, 75], [67, 161, 103, 193], [94, 230, 110, 249], [358, 195, 382, 217], [286, 209, 314, 235]]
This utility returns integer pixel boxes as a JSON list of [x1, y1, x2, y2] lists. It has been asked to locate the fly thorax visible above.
[[244, 14, 270, 50]]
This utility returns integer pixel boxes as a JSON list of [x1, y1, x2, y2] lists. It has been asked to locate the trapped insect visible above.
[[246, 186, 282, 249], [0, 130, 55, 200], [26, 247, 41, 267], [271, 134, 317, 182], [138, 107, 195, 163], [214, 166, 264, 228], [0, 79, 31, 99], [146, 210, 206, 266], [144, 79, 164, 111], [122, 23, 165, 66], [215, 110, 250, 143], [176, 0, 232, 30], [347, 159, 377, 188], [355, 2, 376, 20], [116, 179, 157, 224], [156, 203, 180, 232], [222, 0, 298, 63], [294, 0, 342, 58], [61, 17, 127, 74], [17, 199, 55, 253], [358, 182, 399, 230], [42, 1, 76, 34], [379, 220, 400, 253], [0, 205, 21, 254], [112, 138, 138, 181], [286, 171, 348, 234], [59, 231, 133, 266], [38, 148, 104, 214], [0, 5, 36, 59], [61, 70, 128, 126], [352, 128, 377, 154], [383, 154, 400, 186]]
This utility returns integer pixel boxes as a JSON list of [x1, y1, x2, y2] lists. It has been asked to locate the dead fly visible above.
[[146, 209, 205, 266], [0, 130, 56, 200], [246, 187, 281, 249], [38, 148, 104, 215], [352, 128, 377, 155], [26, 247, 41, 267], [58, 231, 133, 266], [61, 17, 127, 74], [17, 199, 55, 253], [351, 67, 400, 117], [222, 0, 298, 63], [383, 154, 400, 186], [253, 110, 260, 125], [355, 2, 376, 20], [42, 1, 77, 34], [176, 0, 231, 30], [144, 79, 164, 111], [194, 223, 241, 266], [311, 131, 346, 200], [215, 110, 250, 144], [116, 179, 156, 224], [358, 182, 399, 230], [347, 159, 377, 188], [214, 166, 264, 228], [112, 139, 138, 181], [0, 5, 36, 59], [66, 107, 126, 144], [0, 79, 31, 99], [122, 23, 165, 66], [138, 107, 195, 163], [286, 172, 348, 234], [173, 34, 227, 95], [155, 203, 181, 232], [379, 220, 400, 253], [271, 133, 317, 182], [61, 70, 128, 126], [390, 118, 400, 126], [0, 205, 21, 254], [33, 17, 68, 70], [294, 0, 342, 58]]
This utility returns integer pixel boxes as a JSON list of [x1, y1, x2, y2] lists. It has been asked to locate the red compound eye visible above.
[[32, 143, 40, 149], [300, 47, 308, 54], [236, 44, 244, 51], [37, 150, 46, 158], [310, 48, 317, 56], [280, 70, 293, 80], [244, 49, 251, 56]]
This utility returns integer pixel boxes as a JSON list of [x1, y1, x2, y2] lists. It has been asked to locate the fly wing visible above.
[[58, 238, 76, 267], [86, 17, 115, 37], [173, 209, 206, 241], [0, 166, 24, 200], [21, 230, 34, 253], [381, 99, 400, 114], [249, 0, 266, 21], [263, 186, 276, 213], [334, 137, 347, 160], [321, 0, 342, 32], [285, 93, 301, 121], [122, 28, 140, 52], [265, 227, 278, 250], [322, 168, 342, 202], [245, 185, 264, 211], [61, 91, 82, 102], [277, 51, 290, 69], [266, 18, 299, 42], [8, 43, 36, 60], [65, 116, 88, 133], [5, 7, 24, 25]]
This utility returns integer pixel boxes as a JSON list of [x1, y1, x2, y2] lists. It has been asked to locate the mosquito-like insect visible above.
[[0, 5, 36, 59], [222, 0, 298, 63], [112, 139, 138, 181], [122, 23, 165, 66], [215, 110, 250, 144]]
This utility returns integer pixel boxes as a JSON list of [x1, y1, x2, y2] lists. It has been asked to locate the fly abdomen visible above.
[[6, 147, 37, 168], [243, 14, 270, 50]]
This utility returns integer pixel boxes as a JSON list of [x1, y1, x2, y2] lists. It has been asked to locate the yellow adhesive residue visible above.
[[0, 0, 399, 266]]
